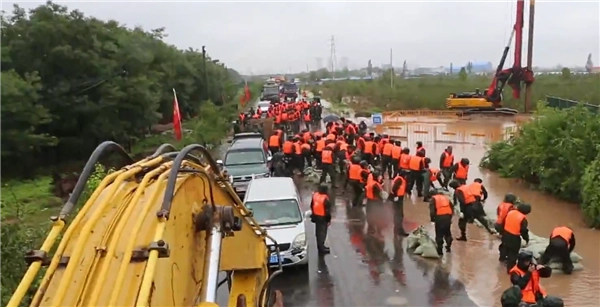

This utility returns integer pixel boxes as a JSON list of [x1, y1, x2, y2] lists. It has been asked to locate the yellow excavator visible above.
[[8, 141, 283, 307]]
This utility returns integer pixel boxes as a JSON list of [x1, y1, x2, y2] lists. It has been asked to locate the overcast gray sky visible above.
[[4, 1, 600, 74]]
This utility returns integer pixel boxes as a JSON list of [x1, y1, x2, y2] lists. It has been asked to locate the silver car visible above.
[[243, 177, 308, 269]]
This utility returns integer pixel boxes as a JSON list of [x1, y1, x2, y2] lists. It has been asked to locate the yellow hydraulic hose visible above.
[[136, 161, 195, 306], [7, 219, 65, 307], [27, 169, 125, 307], [85, 161, 170, 306], [108, 164, 172, 306], [50, 157, 163, 306]]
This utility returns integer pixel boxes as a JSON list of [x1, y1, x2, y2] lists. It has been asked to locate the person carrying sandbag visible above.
[[538, 226, 576, 275], [428, 189, 454, 256]]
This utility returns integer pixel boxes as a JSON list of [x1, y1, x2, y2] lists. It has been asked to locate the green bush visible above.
[[581, 149, 600, 228], [480, 104, 600, 227], [310, 74, 600, 111]]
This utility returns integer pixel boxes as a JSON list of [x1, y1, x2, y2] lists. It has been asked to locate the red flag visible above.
[[239, 94, 247, 107], [243, 81, 251, 103], [172, 88, 182, 141]]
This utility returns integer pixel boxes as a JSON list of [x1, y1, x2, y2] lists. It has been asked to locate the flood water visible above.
[[214, 101, 599, 306]]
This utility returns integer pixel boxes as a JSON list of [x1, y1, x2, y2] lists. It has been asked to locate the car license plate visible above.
[[269, 254, 279, 264]]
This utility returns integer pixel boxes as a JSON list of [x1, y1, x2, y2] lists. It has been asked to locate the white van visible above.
[[243, 177, 308, 269]]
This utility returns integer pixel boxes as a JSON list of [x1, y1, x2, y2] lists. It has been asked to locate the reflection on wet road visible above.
[[257, 179, 477, 307]]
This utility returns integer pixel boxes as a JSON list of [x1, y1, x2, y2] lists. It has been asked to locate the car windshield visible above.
[[283, 84, 297, 90], [245, 199, 302, 226], [264, 87, 279, 94], [225, 150, 265, 166]]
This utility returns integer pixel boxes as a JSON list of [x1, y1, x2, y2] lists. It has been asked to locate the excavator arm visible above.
[[8, 142, 283, 307]]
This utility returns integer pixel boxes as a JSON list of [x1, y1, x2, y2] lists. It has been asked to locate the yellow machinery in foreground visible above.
[[8, 141, 284, 307]]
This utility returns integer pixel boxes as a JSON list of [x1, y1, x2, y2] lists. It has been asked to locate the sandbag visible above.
[[541, 295, 564, 307], [547, 261, 584, 273], [406, 225, 440, 259], [303, 167, 330, 183]]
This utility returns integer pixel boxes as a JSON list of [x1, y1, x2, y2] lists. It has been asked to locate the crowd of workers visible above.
[[257, 103, 573, 306]]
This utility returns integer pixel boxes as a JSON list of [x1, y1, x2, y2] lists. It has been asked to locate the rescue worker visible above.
[[282, 136, 295, 169], [345, 156, 364, 207], [415, 141, 425, 156], [391, 141, 402, 177], [423, 160, 444, 202], [362, 137, 376, 165], [429, 189, 453, 256], [310, 184, 332, 254], [301, 140, 312, 170], [319, 140, 336, 187], [467, 178, 494, 235], [439, 146, 454, 188], [399, 148, 411, 172], [450, 180, 494, 242], [503, 203, 532, 271], [509, 250, 552, 305], [539, 226, 576, 275], [381, 138, 394, 179], [270, 151, 288, 177], [365, 170, 384, 214], [303, 111, 311, 130], [495, 193, 518, 262], [390, 171, 409, 236], [268, 131, 281, 154], [293, 138, 304, 173], [407, 151, 426, 197], [314, 135, 325, 169], [451, 158, 470, 185]]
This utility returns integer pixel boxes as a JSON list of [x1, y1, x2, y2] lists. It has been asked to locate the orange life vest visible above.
[[363, 141, 374, 154], [455, 163, 469, 180], [392, 176, 406, 197], [399, 154, 411, 169], [441, 152, 454, 168], [469, 182, 483, 198], [550, 226, 573, 247], [391, 146, 402, 159], [504, 210, 526, 236], [408, 156, 423, 171], [365, 180, 382, 200], [315, 140, 325, 152], [382, 143, 393, 156], [322, 149, 333, 164], [456, 185, 476, 204], [508, 265, 547, 304], [282, 141, 294, 154], [312, 193, 328, 216], [433, 195, 453, 216], [268, 135, 280, 147], [496, 202, 514, 224], [348, 164, 362, 180]]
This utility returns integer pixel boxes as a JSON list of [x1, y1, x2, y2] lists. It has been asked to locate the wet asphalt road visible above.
[[266, 178, 477, 307]]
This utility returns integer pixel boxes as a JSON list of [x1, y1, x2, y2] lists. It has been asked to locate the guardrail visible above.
[[546, 96, 598, 113]]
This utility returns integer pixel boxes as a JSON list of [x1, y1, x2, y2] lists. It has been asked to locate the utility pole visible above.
[[390, 48, 394, 88], [328, 35, 337, 79], [202, 46, 208, 99]]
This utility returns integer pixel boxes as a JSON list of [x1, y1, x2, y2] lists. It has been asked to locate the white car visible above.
[[243, 177, 308, 269]]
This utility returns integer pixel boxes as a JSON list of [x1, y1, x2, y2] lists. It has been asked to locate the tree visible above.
[[466, 61, 473, 74], [367, 60, 373, 77], [458, 67, 468, 81], [1, 2, 243, 177], [561, 67, 571, 80]]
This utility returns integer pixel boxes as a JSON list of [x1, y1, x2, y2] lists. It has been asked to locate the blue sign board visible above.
[[371, 113, 383, 125]]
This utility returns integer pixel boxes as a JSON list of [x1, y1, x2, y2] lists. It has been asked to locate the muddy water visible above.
[[388, 118, 600, 306]]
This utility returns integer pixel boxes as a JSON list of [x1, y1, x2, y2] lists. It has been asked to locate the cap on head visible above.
[[318, 184, 329, 194]]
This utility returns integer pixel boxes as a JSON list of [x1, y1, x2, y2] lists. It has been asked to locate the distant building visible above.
[[450, 61, 494, 74]]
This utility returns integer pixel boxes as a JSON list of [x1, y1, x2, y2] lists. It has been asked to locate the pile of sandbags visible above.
[[303, 167, 330, 183], [406, 225, 441, 259]]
